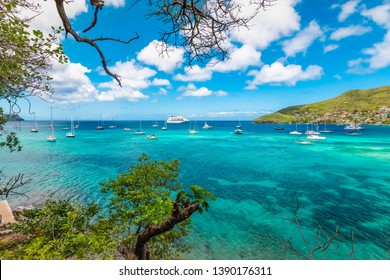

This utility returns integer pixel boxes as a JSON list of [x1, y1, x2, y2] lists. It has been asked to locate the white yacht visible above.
[[202, 122, 212, 129], [31, 113, 38, 133], [47, 107, 56, 142], [344, 123, 364, 130], [296, 139, 314, 145], [66, 117, 76, 138], [167, 115, 189, 124], [307, 134, 326, 140]]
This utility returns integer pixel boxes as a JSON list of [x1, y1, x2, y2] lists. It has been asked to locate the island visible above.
[[253, 86, 390, 125]]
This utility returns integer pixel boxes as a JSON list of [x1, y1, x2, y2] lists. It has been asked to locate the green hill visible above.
[[253, 86, 390, 124]]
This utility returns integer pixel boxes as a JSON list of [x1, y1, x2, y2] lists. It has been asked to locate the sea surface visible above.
[[1, 120, 390, 260]]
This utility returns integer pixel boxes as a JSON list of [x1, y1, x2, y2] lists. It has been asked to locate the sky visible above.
[[11, 0, 390, 120]]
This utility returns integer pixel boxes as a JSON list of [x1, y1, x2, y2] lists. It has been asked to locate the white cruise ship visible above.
[[166, 115, 189, 124]]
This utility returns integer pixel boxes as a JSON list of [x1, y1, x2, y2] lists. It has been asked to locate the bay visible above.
[[1, 120, 390, 259]]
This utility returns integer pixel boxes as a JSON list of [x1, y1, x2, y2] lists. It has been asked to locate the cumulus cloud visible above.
[[178, 84, 228, 98], [207, 111, 262, 118], [137, 40, 184, 73], [174, 65, 213, 82], [211, 45, 262, 72], [22, 0, 87, 34], [151, 78, 171, 87], [97, 88, 148, 102], [231, 0, 300, 49], [330, 25, 372, 40], [96, 60, 156, 101], [48, 61, 99, 104], [324, 44, 339, 53], [362, 3, 390, 29], [104, 0, 126, 7], [363, 31, 390, 69], [174, 44, 261, 82], [335, 0, 361, 22], [282, 20, 323, 57], [246, 61, 323, 88]]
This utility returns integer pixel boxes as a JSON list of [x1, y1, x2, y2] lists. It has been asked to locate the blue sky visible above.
[[13, 0, 390, 120]]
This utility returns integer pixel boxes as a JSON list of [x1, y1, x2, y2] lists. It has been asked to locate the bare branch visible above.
[[264, 193, 353, 260], [54, 0, 140, 86], [0, 172, 31, 199]]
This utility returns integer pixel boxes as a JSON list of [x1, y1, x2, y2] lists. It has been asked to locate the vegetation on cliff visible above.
[[254, 86, 390, 124]]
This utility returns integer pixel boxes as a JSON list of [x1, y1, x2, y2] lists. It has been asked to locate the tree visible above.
[[54, 0, 275, 85], [100, 153, 215, 260], [1, 154, 215, 260], [1, 200, 116, 259], [0, 0, 67, 152]]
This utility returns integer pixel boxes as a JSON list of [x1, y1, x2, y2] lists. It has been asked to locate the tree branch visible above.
[[134, 193, 200, 260], [54, 0, 140, 86]]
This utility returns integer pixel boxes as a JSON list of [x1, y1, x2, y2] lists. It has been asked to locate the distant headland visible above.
[[253, 86, 390, 125], [1, 114, 25, 121]]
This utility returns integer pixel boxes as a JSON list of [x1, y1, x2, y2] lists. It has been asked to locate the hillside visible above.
[[253, 86, 390, 124]]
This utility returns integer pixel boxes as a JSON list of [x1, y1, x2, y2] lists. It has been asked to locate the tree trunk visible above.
[[134, 202, 200, 260]]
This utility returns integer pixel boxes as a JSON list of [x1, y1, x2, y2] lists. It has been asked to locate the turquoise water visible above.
[[1, 121, 390, 259]]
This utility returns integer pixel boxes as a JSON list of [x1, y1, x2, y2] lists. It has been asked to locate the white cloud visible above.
[[363, 31, 390, 69], [207, 111, 263, 118], [174, 44, 261, 82], [246, 61, 323, 88], [96, 60, 156, 101], [324, 44, 339, 53], [152, 78, 171, 87], [337, 0, 361, 22], [104, 0, 126, 7], [178, 84, 228, 98], [212, 45, 262, 72], [174, 65, 213, 82], [99, 60, 156, 89], [362, 3, 390, 28], [282, 20, 323, 57], [231, 0, 301, 49], [137, 40, 184, 73], [23, 0, 88, 34], [330, 25, 372, 40], [97, 88, 148, 102], [48, 61, 99, 104]]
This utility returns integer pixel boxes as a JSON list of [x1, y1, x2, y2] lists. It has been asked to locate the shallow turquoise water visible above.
[[1, 121, 390, 259]]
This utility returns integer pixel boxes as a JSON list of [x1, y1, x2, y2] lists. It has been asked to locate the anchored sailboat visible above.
[[46, 107, 56, 142]]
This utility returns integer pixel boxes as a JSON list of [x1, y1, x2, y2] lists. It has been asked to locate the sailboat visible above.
[[234, 120, 243, 134], [274, 123, 284, 130], [96, 114, 104, 130], [320, 122, 333, 133], [161, 121, 168, 130], [202, 121, 212, 129], [46, 107, 56, 142], [346, 119, 362, 136], [74, 118, 80, 129], [289, 123, 301, 135], [188, 122, 199, 134], [31, 113, 38, 133], [109, 118, 117, 129], [124, 121, 131, 131], [66, 117, 76, 138], [134, 120, 145, 135], [296, 138, 314, 145]]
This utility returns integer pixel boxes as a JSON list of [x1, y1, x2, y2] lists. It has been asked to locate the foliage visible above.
[[254, 86, 390, 124], [1, 154, 215, 260], [100, 153, 215, 260], [1, 200, 117, 260], [0, 0, 67, 152], [253, 112, 297, 124]]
